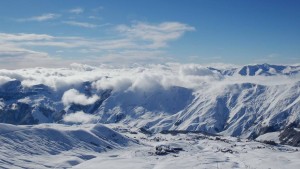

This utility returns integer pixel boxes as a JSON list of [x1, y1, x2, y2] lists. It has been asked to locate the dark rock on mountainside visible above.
[[279, 123, 300, 147], [0, 102, 38, 125], [155, 145, 183, 156]]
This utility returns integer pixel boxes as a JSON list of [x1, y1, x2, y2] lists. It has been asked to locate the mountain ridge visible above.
[[0, 63, 299, 146]]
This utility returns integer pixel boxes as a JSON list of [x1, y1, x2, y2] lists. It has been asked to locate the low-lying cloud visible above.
[[0, 76, 14, 86], [0, 63, 299, 97], [63, 111, 98, 124], [62, 89, 99, 106]]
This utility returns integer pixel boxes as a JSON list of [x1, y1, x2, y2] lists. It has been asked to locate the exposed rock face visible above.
[[279, 123, 300, 147]]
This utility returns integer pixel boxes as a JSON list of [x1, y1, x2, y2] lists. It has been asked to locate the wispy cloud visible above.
[[63, 21, 98, 28], [19, 13, 61, 22], [88, 16, 102, 20], [0, 43, 60, 69], [0, 33, 53, 41], [0, 43, 48, 58], [116, 22, 195, 48], [69, 7, 84, 14], [0, 21, 195, 68], [4, 22, 194, 49], [63, 111, 97, 124]]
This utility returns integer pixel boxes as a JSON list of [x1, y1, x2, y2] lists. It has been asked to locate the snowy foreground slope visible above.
[[0, 123, 135, 168], [0, 123, 299, 169], [74, 125, 300, 169]]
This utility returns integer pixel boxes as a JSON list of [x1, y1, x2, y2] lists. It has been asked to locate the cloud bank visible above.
[[0, 63, 299, 95]]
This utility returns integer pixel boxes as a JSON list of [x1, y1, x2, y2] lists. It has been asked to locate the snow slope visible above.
[[74, 140, 299, 169], [74, 125, 300, 169], [0, 123, 135, 168], [0, 123, 299, 169], [153, 81, 300, 138]]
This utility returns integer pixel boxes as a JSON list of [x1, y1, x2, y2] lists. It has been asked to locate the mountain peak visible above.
[[237, 63, 299, 76]]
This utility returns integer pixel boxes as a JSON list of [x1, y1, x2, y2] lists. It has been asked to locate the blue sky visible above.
[[0, 0, 299, 68]]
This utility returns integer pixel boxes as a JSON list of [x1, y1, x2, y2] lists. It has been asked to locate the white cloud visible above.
[[130, 73, 164, 91], [69, 8, 84, 14], [63, 21, 97, 28], [21, 21, 193, 50], [0, 21, 195, 68], [0, 43, 47, 57], [0, 43, 62, 69], [63, 111, 97, 124], [19, 13, 60, 22], [0, 76, 14, 85], [92, 77, 132, 92], [116, 22, 195, 48], [21, 40, 78, 48], [62, 89, 99, 106], [0, 33, 53, 41], [0, 63, 299, 103], [180, 64, 216, 76], [88, 16, 102, 20], [70, 63, 96, 71]]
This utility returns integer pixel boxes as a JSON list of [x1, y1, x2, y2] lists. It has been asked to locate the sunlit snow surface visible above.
[[75, 124, 300, 169], [0, 123, 299, 169], [0, 123, 134, 169]]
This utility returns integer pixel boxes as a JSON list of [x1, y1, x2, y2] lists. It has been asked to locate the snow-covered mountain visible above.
[[0, 63, 299, 146], [237, 63, 300, 76]]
